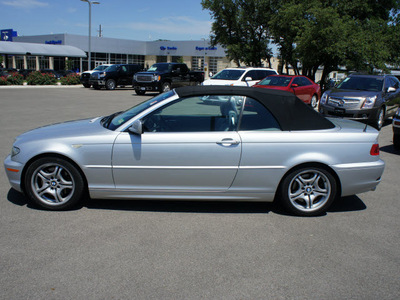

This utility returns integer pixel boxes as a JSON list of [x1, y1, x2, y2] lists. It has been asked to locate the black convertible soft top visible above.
[[175, 86, 334, 131]]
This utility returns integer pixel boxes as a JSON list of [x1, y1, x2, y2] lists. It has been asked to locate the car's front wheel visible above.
[[24, 157, 85, 210], [105, 79, 116, 90], [374, 107, 385, 130], [310, 95, 318, 110], [280, 166, 337, 216], [161, 82, 171, 93]]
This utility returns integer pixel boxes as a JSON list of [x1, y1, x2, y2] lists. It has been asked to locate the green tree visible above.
[[201, 0, 275, 67]]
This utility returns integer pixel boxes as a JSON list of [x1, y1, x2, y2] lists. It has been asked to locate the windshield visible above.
[[106, 91, 176, 130], [94, 65, 109, 71], [258, 76, 292, 87], [211, 69, 246, 80], [148, 64, 171, 72], [336, 76, 383, 92]]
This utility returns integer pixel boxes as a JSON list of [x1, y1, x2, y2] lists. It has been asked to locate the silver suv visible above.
[[319, 74, 400, 130]]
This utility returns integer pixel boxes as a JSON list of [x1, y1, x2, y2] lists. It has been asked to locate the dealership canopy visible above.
[[0, 41, 86, 57]]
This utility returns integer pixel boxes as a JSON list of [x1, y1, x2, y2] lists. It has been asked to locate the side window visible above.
[[142, 95, 243, 132], [121, 66, 127, 73], [384, 77, 391, 89], [390, 77, 400, 89], [243, 70, 256, 81], [301, 77, 312, 86], [239, 98, 280, 131], [292, 77, 302, 86]]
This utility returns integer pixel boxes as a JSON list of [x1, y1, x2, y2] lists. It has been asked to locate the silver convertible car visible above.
[[4, 86, 385, 216]]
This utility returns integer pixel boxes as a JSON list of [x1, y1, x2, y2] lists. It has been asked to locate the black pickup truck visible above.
[[133, 62, 204, 95], [90, 64, 142, 90]]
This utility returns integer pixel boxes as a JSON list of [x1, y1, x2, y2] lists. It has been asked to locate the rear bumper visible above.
[[332, 160, 385, 196]]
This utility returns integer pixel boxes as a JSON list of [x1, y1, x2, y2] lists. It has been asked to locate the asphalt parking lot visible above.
[[1, 86, 399, 299]]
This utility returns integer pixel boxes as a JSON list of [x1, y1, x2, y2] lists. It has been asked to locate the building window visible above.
[[209, 57, 221, 77], [191, 56, 204, 71]]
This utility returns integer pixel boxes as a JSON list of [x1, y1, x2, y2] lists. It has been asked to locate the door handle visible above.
[[216, 138, 240, 146]]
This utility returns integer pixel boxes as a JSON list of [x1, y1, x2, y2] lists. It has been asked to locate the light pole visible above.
[[81, 0, 100, 70]]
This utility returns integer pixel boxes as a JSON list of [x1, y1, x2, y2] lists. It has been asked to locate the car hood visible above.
[[16, 117, 113, 143], [326, 88, 380, 98], [253, 85, 289, 91]]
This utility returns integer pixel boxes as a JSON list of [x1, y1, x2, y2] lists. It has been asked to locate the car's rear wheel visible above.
[[24, 157, 85, 210], [83, 83, 91, 88], [106, 79, 116, 90], [310, 95, 318, 110], [280, 166, 337, 216], [394, 133, 400, 149]]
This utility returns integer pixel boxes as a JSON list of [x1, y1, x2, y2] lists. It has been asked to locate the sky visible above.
[[0, 0, 213, 41]]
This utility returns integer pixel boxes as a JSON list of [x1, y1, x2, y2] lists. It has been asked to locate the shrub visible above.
[[0, 76, 10, 85], [26, 71, 57, 85], [7, 72, 24, 85], [60, 73, 81, 85]]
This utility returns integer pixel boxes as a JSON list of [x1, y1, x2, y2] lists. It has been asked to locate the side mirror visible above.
[[128, 120, 143, 135], [291, 83, 299, 88], [244, 77, 253, 81], [387, 87, 396, 93]]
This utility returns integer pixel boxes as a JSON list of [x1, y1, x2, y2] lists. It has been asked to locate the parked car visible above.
[[90, 64, 142, 90], [80, 64, 112, 88], [202, 67, 278, 87], [253, 75, 321, 109], [4, 86, 384, 216], [133, 62, 204, 95], [393, 107, 400, 149], [319, 74, 400, 130]]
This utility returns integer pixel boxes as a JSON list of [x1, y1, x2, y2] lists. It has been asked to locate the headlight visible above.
[[11, 146, 20, 157], [99, 72, 106, 78], [134, 74, 137, 81], [321, 92, 328, 104], [153, 75, 160, 81], [362, 96, 377, 109]]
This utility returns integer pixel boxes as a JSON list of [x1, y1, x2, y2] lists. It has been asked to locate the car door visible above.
[[291, 77, 312, 103], [118, 65, 129, 85], [112, 95, 242, 191]]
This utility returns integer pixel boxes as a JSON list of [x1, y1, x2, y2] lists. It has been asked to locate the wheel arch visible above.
[[274, 161, 342, 202], [20, 153, 89, 195]]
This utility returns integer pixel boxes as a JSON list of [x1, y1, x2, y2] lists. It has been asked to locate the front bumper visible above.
[[90, 79, 106, 86], [320, 104, 377, 121], [4, 155, 23, 192], [133, 81, 161, 92]]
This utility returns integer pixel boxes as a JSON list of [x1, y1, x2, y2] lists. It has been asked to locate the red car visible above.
[[253, 75, 321, 109]]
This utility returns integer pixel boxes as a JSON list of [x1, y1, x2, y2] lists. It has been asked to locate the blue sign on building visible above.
[[1, 29, 15, 42]]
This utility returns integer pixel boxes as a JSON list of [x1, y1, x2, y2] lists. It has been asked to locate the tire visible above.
[[374, 107, 385, 131], [280, 166, 337, 216], [310, 95, 318, 110], [161, 82, 171, 93], [83, 83, 91, 88], [394, 133, 400, 150], [135, 89, 146, 95], [105, 79, 116, 90], [24, 157, 85, 210]]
